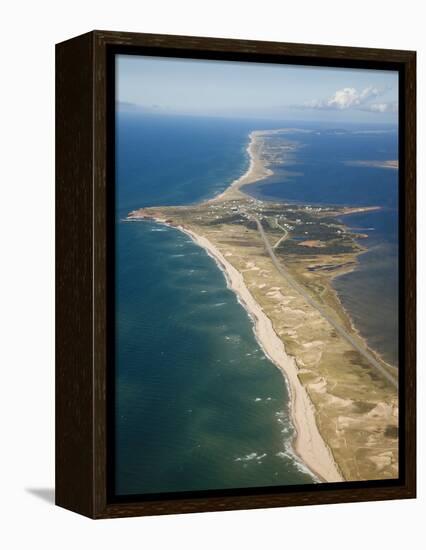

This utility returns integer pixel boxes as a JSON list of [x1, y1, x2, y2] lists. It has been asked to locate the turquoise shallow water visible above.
[[115, 114, 315, 495]]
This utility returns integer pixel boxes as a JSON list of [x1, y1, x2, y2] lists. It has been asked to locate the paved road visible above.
[[273, 222, 289, 249], [254, 216, 398, 389]]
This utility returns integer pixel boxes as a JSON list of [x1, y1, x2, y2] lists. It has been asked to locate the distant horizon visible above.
[[117, 102, 399, 128], [117, 54, 399, 124]]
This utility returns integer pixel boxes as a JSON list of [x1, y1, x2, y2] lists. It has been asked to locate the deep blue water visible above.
[[117, 115, 248, 214], [248, 129, 398, 208], [115, 114, 315, 495]]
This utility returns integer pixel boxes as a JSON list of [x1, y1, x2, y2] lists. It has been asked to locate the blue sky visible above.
[[117, 54, 398, 124]]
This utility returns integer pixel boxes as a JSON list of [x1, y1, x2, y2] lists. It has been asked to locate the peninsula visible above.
[[127, 129, 399, 483]]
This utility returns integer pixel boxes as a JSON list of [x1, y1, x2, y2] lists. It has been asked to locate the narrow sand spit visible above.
[[211, 130, 273, 202]]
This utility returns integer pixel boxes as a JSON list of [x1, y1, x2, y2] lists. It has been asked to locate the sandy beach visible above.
[[146, 214, 343, 483], [211, 130, 273, 202], [181, 226, 343, 482]]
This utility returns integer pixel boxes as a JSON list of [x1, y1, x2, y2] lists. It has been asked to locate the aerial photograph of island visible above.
[[114, 54, 399, 496]]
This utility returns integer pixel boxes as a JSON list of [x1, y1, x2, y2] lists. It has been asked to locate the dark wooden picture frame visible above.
[[56, 30, 416, 519]]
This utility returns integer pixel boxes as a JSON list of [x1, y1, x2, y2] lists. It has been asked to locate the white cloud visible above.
[[300, 86, 396, 113], [361, 101, 398, 113]]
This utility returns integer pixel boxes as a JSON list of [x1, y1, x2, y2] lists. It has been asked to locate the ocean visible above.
[[115, 113, 398, 495]]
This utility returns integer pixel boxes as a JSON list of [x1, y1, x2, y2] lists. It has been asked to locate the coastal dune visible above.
[[152, 218, 343, 483]]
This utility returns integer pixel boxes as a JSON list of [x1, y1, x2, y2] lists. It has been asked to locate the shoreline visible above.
[[146, 215, 343, 483], [210, 130, 274, 203], [328, 252, 398, 373], [329, 209, 398, 371]]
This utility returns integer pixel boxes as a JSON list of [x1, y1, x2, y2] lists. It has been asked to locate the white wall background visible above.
[[0, 0, 423, 547]]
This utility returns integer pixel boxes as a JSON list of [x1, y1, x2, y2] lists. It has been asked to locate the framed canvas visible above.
[[55, 30, 416, 519]]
